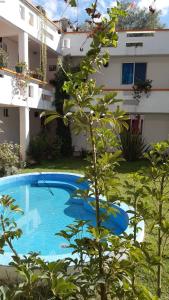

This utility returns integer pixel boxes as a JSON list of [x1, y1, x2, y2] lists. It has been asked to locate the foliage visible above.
[[117, 1, 165, 30], [142, 142, 169, 298], [0, 48, 8, 67], [0, 142, 21, 176], [29, 68, 44, 81], [120, 131, 148, 161], [27, 131, 61, 163], [133, 79, 152, 102], [50, 57, 79, 157], [39, 9, 47, 82]]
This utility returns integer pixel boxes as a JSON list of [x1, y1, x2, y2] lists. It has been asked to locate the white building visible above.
[[1, 0, 169, 157], [0, 0, 60, 159], [62, 30, 169, 150]]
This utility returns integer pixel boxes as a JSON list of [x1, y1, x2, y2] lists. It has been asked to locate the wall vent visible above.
[[126, 42, 143, 47], [127, 32, 154, 38]]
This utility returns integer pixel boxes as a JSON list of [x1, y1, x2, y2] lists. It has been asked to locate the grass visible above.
[[20, 157, 88, 174], [19, 157, 168, 299], [20, 157, 149, 175]]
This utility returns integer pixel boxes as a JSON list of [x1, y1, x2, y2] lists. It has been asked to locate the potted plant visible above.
[[15, 62, 27, 74], [133, 79, 152, 102], [30, 68, 44, 81], [0, 48, 8, 68]]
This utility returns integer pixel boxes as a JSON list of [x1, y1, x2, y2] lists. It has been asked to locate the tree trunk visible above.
[[89, 120, 107, 300]]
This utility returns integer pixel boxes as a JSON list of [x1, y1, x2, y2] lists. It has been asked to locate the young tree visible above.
[[143, 142, 169, 299], [44, 2, 156, 299]]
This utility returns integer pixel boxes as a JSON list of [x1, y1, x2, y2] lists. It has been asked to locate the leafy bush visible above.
[[120, 131, 148, 161], [0, 142, 20, 176], [27, 132, 61, 162]]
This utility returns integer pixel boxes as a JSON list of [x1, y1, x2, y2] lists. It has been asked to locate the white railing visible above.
[[0, 68, 54, 110], [107, 90, 169, 114]]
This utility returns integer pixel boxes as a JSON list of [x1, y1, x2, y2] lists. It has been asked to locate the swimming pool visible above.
[[0, 172, 142, 265]]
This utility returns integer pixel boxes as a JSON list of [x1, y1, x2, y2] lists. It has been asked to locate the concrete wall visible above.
[[3, 38, 18, 69], [71, 113, 169, 151], [0, 107, 48, 144], [62, 30, 169, 57], [92, 56, 169, 89], [143, 114, 169, 144], [29, 109, 42, 138], [0, 107, 20, 143]]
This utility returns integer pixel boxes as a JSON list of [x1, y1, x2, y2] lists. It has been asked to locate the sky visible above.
[[33, 0, 169, 27]]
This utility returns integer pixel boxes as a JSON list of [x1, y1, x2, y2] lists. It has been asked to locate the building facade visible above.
[[61, 30, 169, 151], [0, 0, 61, 159], [1, 0, 169, 156]]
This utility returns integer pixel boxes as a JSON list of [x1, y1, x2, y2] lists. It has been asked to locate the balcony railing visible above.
[[0, 67, 54, 109]]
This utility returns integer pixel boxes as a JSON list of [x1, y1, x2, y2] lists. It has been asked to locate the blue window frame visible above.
[[122, 63, 133, 84], [122, 63, 147, 85]]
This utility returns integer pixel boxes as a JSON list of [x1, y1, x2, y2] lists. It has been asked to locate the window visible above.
[[29, 13, 34, 26], [29, 86, 34, 98], [49, 65, 56, 72], [126, 42, 143, 47], [43, 30, 54, 41], [3, 108, 8, 117], [62, 39, 70, 49], [122, 63, 147, 85], [19, 5, 25, 20], [34, 111, 39, 118]]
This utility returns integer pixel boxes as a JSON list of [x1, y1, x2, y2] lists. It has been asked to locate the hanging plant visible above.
[[39, 7, 47, 82], [132, 79, 152, 102], [12, 71, 29, 100], [0, 48, 8, 68]]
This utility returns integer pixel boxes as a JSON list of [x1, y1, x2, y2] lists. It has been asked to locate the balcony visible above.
[[0, 67, 54, 110], [102, 88, 169, 114], [0, 0, 61, 52]]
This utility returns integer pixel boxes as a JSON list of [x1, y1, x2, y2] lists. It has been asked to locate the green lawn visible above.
[[20, 157, 88, 174], [20, 157, 149, 175]]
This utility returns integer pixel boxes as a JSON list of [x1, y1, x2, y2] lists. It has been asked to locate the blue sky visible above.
[[33, 0, 169, 27]]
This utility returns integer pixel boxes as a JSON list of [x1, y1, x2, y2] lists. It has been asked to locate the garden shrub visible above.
[[27, 131, 61, 162], [0, 142, 20, 176], [120, 131, 148, 161]]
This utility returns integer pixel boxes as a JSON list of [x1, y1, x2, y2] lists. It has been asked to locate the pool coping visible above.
[[0, 171, 145, 266]]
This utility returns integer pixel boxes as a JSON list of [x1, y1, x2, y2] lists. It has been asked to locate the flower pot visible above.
[[15, 66, 23, 73], [32, 73, 43, 81], [0, 62, 6, 68]]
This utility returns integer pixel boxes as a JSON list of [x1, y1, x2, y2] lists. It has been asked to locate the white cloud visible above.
[[138, 0, 169, 16]]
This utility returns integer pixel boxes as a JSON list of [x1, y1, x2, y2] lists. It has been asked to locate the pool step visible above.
[[31, 180, 77, 191]]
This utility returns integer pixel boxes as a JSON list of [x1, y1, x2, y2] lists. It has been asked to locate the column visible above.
[[18, 31, 29, 67], [20, 107, 29, 161]]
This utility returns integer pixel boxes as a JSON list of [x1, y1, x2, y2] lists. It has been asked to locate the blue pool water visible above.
[[0, 173, 129, 264]]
